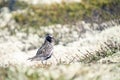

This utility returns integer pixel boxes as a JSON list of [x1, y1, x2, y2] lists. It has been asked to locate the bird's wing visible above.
[[28, 42, 53, 61], [36, 44, 46, 56], [36, 42, 53, 57]]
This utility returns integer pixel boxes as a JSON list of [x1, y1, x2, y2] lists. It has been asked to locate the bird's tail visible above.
[[27, 56, 37, 61]]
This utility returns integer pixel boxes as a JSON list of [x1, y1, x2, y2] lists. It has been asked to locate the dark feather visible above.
[[28, 34, 54, 61]]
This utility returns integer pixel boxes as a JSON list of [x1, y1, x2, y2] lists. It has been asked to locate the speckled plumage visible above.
[[28, 34, 54, 62]]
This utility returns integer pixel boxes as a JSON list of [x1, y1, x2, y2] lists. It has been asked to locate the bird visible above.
[[28, 34, 54, 64]]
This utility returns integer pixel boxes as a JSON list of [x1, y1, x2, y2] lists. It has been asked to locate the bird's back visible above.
[[36, 41, 53, 60], [28, 34, 54, 61]]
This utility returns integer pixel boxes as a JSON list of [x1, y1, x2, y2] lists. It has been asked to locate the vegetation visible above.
[[0, 0, 120, 80], [11, 0, 120, 27], [0, 63, 120, 80], [0, 27, 120, 80]]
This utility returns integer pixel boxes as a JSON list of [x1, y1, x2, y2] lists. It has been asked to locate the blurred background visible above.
[[0, 0, 120, 80], [0, 0, 120, 43]]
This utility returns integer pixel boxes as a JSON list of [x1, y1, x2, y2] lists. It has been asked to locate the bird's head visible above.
[[45, 34, 54, 43]]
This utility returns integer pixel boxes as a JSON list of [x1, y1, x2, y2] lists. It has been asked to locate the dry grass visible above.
[[0, 25, 120, 80], [0, 1, 120, 79], [0, 63, 120, 80], [0, 26, 120, 66]]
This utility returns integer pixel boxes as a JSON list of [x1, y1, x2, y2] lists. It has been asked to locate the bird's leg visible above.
[[45, 60, 47, 65], [41, 61, 44, 65]]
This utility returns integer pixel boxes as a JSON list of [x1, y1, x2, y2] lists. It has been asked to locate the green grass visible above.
[[11, 0, 120, 27]]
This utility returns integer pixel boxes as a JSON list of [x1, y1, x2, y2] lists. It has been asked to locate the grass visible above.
[[0, 1, 120, 80], [80, 40, 120, 63], [0, 26, 120, 80], [0, 63, 120, 80], [10, 0, 120, 27]]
